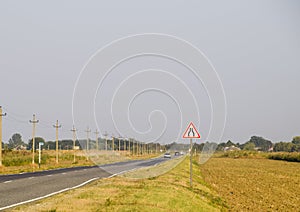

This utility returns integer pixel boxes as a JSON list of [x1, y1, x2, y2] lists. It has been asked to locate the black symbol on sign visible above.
[[188, 128, 195, 137]]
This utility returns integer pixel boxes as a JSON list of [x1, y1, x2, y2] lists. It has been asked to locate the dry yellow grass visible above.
[[9, 157, 226, 212], [0, 150, 160, 175], [200, 157, 300, 211]]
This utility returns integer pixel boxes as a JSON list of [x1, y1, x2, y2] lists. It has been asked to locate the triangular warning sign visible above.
[[182, 122, 201, 139]]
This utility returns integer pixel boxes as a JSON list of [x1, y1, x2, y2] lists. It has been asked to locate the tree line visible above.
[[3, 133, 300, 153], [2, 133, 162, 151], [167, 136, 300, 152]]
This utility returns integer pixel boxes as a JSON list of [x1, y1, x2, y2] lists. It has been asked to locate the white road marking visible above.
[[28, 177, 35, 179], [0, 177, 99, 211], [3, 180, 12, 184], [61, 173, 66, 175], [47, 175, 53, 177]]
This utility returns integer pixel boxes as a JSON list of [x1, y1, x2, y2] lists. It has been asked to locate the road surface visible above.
[[0, 157, 168, 210]]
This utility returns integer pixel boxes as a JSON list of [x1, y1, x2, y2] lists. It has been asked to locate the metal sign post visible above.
[[38, 142, 44, 169], [190, 138, 193, 187], [183, 122, 201, 188]]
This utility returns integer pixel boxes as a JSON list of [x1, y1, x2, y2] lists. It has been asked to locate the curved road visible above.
[[0, 157, 168, 210]]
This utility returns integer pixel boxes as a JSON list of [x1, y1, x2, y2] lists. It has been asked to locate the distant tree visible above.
[[194, 143, 205, 151], [8, 133, 26, 149], [292, 136, 300, 145], [45, 139, 82, 150], [226, 140, 236, 147], [216, 142, 226, 151], [217, 140, 237, 151], [28, 137, 45, 151], [243, 142, 255, 151], [248, 136, 272, 151], [236, 143, 242, 148], [274, 142, 297, 152]]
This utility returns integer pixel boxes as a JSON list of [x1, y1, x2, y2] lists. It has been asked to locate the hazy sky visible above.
[[0, 0, 299, 144]]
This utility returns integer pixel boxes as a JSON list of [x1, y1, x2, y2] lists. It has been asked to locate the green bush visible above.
[[218, 151, 262, 159], [268, 152, 300, 162]]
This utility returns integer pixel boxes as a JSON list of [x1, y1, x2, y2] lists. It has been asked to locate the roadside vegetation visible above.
[[5, 151, 300, 211], [215, 150, 300, 163], [9, 157, 227, 212], [267, 152, 300, 162], [0, 150, 160, 175]]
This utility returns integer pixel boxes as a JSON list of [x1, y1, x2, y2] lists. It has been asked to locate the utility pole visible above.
[[118, 136, 121, 152], [29, 114, 39, 165], [53, 120, 61, 164], [124, 139, 127, 151], [0, 106, 7, 166], [94, 129, 99, 151], [104, 131, 108, 151], [112, 136, 115, 151], [85, 127, 91, 160], [71, 125, 77, 163], [128, 138, 131, 154]]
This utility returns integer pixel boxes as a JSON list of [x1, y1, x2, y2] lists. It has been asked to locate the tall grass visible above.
[[2, 150, 49, 166]]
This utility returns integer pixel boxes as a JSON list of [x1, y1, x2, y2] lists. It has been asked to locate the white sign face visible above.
[[182, 122, 201, 139]]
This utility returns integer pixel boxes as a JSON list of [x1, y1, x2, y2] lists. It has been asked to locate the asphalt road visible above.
[[0, 157, 168, 210]]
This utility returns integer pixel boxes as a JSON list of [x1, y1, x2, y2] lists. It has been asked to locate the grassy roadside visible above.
[[9, 156, 227, 212], [0, 150, 160, 175]]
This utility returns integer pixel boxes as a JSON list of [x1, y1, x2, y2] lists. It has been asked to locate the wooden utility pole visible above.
[[103, 131, 108, 151], [128, 138, 131, 154], [0, 106, 7, 166], [71, 125, 77, 163], [53, 120, 61, 164], [29, 114, 39, 165], [85, 127, 91, 160], [124, 139, 127, 151], [94, 129, 99, 151], [112, 136, 115, 151]]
